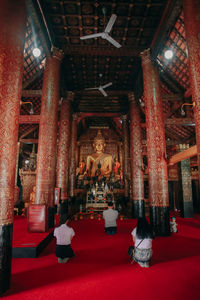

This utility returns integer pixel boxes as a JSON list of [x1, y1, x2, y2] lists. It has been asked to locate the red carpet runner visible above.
[[3, 216, 200, 299]]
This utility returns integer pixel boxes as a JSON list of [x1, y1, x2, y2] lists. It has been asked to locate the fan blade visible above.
[[85, 87, 99, 90], [105, 34, 121, 48], [102, 82, 112, 89], [99, 87, 108, 97], [80, 32, 103, 40], [105, 14, 117, 33]]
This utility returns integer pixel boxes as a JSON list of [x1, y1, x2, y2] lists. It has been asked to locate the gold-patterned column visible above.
[[56, 92, 74, 201], [121, 115, 130, 198], [182, 0, 200, 187], [33, 47, 64, 229], [177, 144, 194, 218], [128, 93, 145, 218], [0, 0, 26, 295], [141, 48, 170, 236], [69, 113, 78, 198]]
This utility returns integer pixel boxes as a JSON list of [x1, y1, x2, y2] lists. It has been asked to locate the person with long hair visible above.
[[131, 217, 154, 268]]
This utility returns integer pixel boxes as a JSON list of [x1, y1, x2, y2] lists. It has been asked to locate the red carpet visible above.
[[3, 216, 200, 300]]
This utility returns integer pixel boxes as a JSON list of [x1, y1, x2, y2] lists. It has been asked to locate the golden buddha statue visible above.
[[29, 186, 36, 204], [86, 130, 112, 178]]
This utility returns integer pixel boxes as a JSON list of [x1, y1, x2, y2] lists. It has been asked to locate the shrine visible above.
[[1, 0, 200, 296], [75, 129, 124, 212], [86, 181, 114, 212]]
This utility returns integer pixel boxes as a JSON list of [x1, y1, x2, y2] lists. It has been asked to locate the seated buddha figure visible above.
[[86, 130, 112, 179]]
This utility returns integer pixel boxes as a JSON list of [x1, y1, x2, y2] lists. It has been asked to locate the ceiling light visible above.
[[180, 107, 186, 116], [33, 47, 41, 57], [180, 102, 195, 117], [164, 49, 173, 60], [20, 100, 34, 115]]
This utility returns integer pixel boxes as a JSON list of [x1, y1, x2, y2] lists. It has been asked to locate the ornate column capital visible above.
[[140, 48, 151, 64], [67, 91, 74, 101], [61, 91, 74, 103], [128, 92, 136, 103], [72, 113, 78, 121], [51, 46, 64, 61], [121, 114, 128, 121]]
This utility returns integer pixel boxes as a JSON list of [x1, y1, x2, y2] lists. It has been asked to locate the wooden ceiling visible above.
[[20, 0, 196, 156]]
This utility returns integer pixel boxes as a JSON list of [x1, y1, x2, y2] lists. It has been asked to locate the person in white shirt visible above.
[[54, 215, 75, 263], [103, 202, 118, 235], [130, 217, 154, 268]]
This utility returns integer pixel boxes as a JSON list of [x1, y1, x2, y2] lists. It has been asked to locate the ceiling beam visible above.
[[165, 118, 194, 126], [64, 46, 144, 57], [19, 126, 37, 139], [22, 89, 184, 102], [18, 114, 194, 126], [22, 90, 42, 97], [19, 115, 40, 124], [20, 139, 38, 144], [168, 145, 197, 165]]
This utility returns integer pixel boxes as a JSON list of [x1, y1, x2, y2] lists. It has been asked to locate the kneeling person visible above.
[[54, 215, 75, 263], [103, 202, 118, 235]]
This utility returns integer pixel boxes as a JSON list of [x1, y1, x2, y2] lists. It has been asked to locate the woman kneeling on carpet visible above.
[[130, 217, 154, 268], [54, 215, 75, 263]]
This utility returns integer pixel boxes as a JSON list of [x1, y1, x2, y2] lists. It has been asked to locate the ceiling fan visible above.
[[85, 82, 113, 97], [80, 14, 121, 48]]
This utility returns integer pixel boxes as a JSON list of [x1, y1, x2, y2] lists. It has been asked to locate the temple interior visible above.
[[1, 0, 200, 297]]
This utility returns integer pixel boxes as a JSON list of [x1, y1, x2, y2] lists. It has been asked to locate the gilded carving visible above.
[[0, 188, 14, 225], [56, 95, 73, 199], [0, 3, 26, 226], [35, 50, 62, 206], [51, 46, 64, 61], [129, 93, 144, 201], [141, 49, 169, 207]]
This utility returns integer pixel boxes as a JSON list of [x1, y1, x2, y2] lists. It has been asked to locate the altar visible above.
[[76, 130, 124, 212], [85, 182, 114, 212]]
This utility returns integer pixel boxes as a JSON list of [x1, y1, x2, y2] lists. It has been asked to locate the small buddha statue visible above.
[[30, 186, 36, 204]]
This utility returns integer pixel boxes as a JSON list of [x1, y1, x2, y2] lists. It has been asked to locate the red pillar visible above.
[[182, 0, 200, 184], [56, 92, 74, 201], [0, 1, 26, 295], [128, 93, 145, 218], [141, 49, 170, 236], [121, 115, 130, 199], [34, 47, 64, 230], [177, 144, 193, 218], [69, 113, 78, 198]]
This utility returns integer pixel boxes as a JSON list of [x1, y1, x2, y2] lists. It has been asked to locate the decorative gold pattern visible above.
[[183, 0, 200, 184], [51, 46, 64, 61], [70, 113, 78, 196], [121, 114, 130, 197], [141, 50, 169, 207], [56, 94, 74, 200], [129, 93, 144, 201], [0, 0, 26, 225], [35, 53, 62, 206]]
